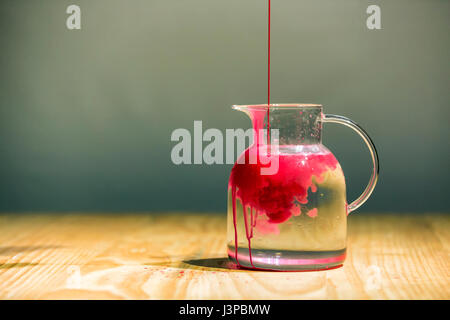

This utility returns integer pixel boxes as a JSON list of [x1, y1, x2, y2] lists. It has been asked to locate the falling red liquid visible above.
[[267, 0, 271, 145]]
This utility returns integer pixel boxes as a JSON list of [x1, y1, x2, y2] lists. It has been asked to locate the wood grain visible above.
[[0, 213, 448, 300]]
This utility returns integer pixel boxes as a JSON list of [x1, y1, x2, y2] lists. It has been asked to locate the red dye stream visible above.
[[267, 0, 271, 145]]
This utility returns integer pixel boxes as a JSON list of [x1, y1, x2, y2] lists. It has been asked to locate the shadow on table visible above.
[[181, 258, 343, 272], [142, 256, 241, 271], [0, 246, 58, 269], [0, 262, 39, 269], [182, 257, 237, 270], [0, 245, 62, 256]]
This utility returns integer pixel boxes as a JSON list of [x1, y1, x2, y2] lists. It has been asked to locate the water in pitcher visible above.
[[227, 143, 347, 270]]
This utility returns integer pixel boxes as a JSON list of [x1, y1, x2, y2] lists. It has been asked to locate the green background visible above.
[[1, 0, 449, 213]]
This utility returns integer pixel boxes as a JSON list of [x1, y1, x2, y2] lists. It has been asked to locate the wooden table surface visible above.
[[0, 213, 448, 300]]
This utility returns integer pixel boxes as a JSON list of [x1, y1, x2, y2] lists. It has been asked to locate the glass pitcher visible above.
[[227, 104, 379, 271]]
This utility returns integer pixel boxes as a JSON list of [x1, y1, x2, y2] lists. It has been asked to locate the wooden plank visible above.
[[0, 213, 448, 299]]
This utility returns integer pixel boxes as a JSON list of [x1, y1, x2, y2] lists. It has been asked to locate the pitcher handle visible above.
[[322, 114, 379, 213]]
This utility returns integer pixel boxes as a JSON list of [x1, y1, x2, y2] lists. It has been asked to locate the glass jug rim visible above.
[[232, 103, 322, 111]]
